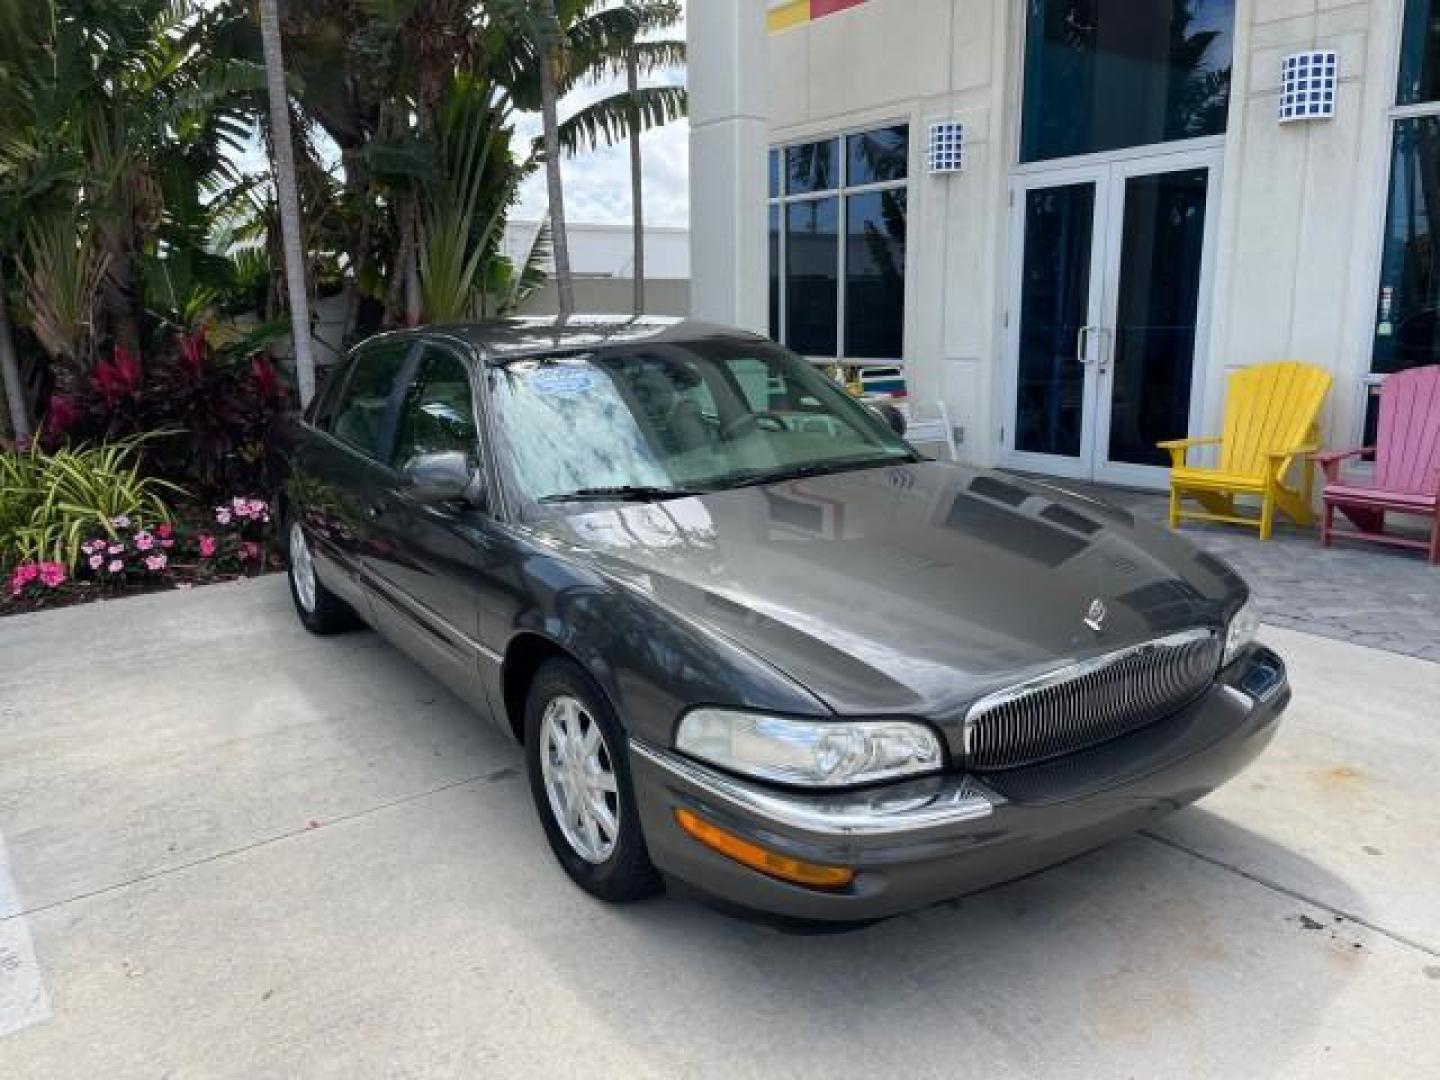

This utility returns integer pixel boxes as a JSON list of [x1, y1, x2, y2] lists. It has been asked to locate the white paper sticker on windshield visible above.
[[531, 367, 598, 395]]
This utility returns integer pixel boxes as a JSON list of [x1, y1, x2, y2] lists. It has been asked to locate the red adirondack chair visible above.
[[1314, 365, 1440, 564]]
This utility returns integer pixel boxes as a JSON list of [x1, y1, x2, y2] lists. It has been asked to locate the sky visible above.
[[510, 9, 691, 229]]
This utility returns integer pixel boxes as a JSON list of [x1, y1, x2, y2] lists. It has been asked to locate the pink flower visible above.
[[110, 514, 131, 530], [144, 554, 168, 572], [198, 534, 218, 558], [134, 531, 155, 552], [89, 554, 104, 570], [10, 563, 39, 595], [82, 539, 104, 555], [238, 541, 261, 562], [107, 543, 124, 556], [38, 563, 66, 588], [156, 523, 174, 540], [107, 560, 124, 574], [215, 507, 233, 525]]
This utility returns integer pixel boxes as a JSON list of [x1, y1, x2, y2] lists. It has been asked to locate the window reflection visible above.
[[768, 204, 781, 340], [845, 190, 907, 359], [1021, 0, 1235, 163], [1373, 117, 1440, 374], [1398, 0, 1440, 105], [847, 126, 908, 186], [786, 198, 840, 357], [1015, 183, 1094, 458], [785, 139, 838, 194]]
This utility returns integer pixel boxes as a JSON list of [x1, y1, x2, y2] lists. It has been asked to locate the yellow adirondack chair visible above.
[[1159, 361, 1333, 540]]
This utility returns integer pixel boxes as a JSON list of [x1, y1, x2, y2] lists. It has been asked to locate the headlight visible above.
[[1223, 596, 1260, 668], [675, 709, 943, 788]]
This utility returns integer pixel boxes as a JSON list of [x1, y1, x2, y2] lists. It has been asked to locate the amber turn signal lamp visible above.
[[674, 808, 855, 889]]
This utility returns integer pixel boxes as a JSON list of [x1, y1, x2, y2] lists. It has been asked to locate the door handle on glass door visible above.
[[1076, 325, 1097, 365]]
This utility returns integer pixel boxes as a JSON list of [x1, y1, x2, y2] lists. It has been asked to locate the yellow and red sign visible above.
[[768, 0, 869, 33]]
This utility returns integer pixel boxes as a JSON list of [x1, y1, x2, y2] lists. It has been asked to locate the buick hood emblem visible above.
[[1084, 599, 1108, 633]]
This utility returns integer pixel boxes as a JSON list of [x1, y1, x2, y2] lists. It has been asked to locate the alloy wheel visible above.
[[540, 694, 621, 864], [289, 521, 317, 613]]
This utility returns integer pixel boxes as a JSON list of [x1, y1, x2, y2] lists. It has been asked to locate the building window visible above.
[[1368, 1, 1440, 437], [1020, 0, 1235, 164], [767, 124, 908, 363]]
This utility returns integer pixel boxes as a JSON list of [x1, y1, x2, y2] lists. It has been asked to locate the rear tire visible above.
[[524, 658, 662, 903], [285, 516, 362, 635]]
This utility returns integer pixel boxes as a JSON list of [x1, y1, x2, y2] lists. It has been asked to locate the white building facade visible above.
[[691, 0, 1440, 488]]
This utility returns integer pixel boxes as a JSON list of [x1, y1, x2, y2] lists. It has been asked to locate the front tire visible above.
[[285, 517, 361, 635], [524, 658, 661, 903]]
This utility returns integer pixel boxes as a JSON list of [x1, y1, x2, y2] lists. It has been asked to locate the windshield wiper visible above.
[[539, 485, 704, 504], [708, 454, 919, 491]]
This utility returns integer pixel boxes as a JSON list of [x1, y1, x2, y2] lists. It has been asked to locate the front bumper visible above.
[[630, 646, 1288, 922]]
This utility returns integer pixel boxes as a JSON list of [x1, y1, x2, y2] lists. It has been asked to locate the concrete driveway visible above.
[[2, 577, 1437, 1078]]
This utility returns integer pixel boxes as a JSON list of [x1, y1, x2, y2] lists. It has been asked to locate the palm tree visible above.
[[493, 1, 682, 318], [258, 0, 317, 406], [536, 0, 577, 319], [0, 264, 25, 440], [559, 2, 685, 315]]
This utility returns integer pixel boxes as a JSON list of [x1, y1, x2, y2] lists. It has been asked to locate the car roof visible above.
[[377, 316, 768, 363]]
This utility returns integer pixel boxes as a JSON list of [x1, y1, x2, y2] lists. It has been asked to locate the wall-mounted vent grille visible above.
[[1280, 51, 1338, 123], [927, 121, 964, 173]]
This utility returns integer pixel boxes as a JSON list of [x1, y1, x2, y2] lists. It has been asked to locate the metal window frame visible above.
[[767, 127, 910, 368]]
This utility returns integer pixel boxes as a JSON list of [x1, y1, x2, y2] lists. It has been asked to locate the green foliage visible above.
[[0, 434, 183, 568], [557, 84, 687, 156], [418, 74, 530, 321]]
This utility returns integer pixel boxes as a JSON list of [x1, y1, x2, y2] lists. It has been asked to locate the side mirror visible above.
[[401, 451, 483, 506], [868, 400, 907, 437]]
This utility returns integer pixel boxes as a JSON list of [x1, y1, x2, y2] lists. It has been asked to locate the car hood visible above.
[[529, 462, 1245, 718]]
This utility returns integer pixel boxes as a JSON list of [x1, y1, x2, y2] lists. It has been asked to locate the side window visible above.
[[330, 342, 413, 460], [308, 360, 350, 429], [392, 346, 480, 470]]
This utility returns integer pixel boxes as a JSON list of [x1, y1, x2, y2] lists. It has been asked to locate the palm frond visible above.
[[17, 221, 111, 369], [555, 84, 687, 156]]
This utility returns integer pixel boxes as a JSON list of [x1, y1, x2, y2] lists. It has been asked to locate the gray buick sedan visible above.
[[276, 317, 1288, 922]]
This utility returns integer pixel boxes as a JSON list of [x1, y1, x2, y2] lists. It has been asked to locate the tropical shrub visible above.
[[49, 328, 289, 499], [0, 435, 182, 568]]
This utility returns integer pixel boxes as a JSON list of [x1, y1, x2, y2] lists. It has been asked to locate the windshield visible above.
[[488, 338, 916, 506]]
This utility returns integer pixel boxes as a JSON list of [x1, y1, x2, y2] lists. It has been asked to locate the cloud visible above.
[[514, 119, 690, 229]]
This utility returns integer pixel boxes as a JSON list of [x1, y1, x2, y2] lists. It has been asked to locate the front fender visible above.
[[506, 554, 830, 747]]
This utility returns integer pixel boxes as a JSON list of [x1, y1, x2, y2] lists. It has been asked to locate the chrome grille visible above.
[[964, 629, 1223, 771]]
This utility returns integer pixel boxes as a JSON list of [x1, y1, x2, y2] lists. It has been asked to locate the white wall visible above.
[[762, 0, 1407, 469], [502, 220, 692, 280]]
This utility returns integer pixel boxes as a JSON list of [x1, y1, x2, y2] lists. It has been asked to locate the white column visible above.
[[687, 0, 769, 334]]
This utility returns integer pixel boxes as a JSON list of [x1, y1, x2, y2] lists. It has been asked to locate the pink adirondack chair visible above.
[[1314, 365, 1440, 564]]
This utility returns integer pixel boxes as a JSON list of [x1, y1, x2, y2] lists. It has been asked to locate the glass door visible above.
[[1002, 150, 1219, 487], [1002, 164, 1111, 481]]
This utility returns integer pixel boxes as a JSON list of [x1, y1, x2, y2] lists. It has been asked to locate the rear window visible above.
[[328, 342, 413, 460]]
